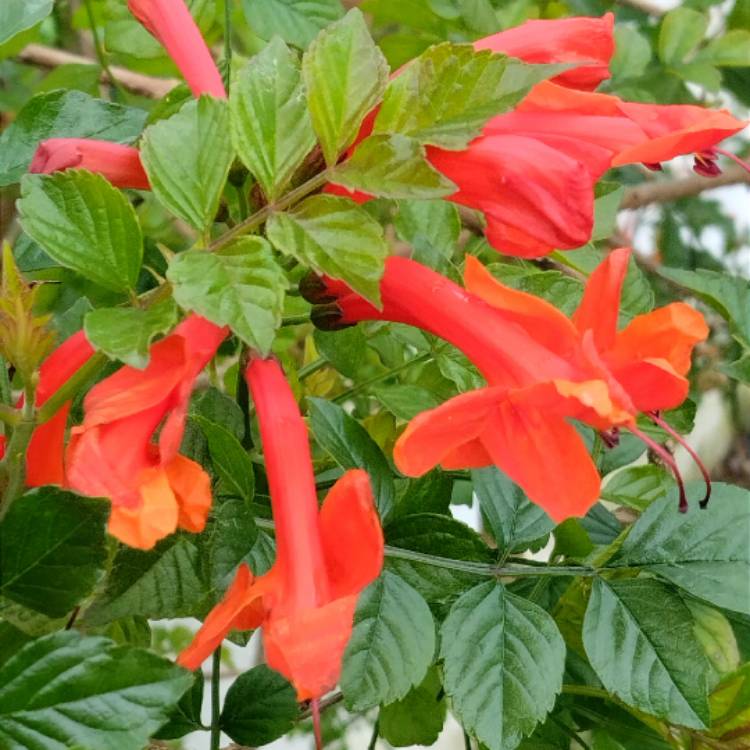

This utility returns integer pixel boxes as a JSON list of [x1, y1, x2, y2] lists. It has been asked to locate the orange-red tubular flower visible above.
[[179, 356, 384, 704], [0, 331, 95, 486], [66, 315, 227, 549], [308, 250, 709, 520], [29, 139, 150, 190], [127, 0, 226, 99]]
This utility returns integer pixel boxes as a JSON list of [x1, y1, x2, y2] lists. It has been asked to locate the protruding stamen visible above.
[[715, 147, 750, 176], [693, 149, 722, 177], [648, 411, 711, 508], [312, 699, 323, 750], [600, 427, 620, 449], [629, 424, 689, 512]]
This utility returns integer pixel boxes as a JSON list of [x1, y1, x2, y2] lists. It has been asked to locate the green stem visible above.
[[210, 171, 330, 252], [0, 356, 12, 406], [0, 404, 19, 428], [224, 0, 233, 76], [464, 731, 472, 750], [333, 352, 431, 403], [561, 684, 614, 700], [210, 647, 222, 750], [368, 718, 380, 750], [299, 358, 327, 380], [281, 314, 311, 327], [0, 386, 36, 519], [83, 0, 124, 100]]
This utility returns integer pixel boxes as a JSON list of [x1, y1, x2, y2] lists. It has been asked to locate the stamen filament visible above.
[[312, 698, 323, 750], [715, 147, 750, 176]]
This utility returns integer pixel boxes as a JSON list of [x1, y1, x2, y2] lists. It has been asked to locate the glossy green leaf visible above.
[[168, 238, 288, 355], [0, 631, 192, 750], [0, 0, 53, 45], [698, 30, 750, 66], [221, 665, 298, 746], [607, 483, 750, 615], [84, 298, 178, 368], [583, 577, 711, 728], [441, 581, 566, 750], [0, 488, 109, 618], [302, 9, 389, 166], [266, 194, 388, 305], [0, 91, 146, 187], [331, 134, 455, 199], [394, 199, 460, 269], [230, 37, 317, 201], [154, 672, 205, 740], [374, 43, 563, 149], [308, 397, 394, 519], [241, 0, 344, 49], [658, 8, 709, 65], [18, 170, 143, 293], [140, 97, 234, 232], [341, 571, 435, 710], [601, 465, 672, 510]]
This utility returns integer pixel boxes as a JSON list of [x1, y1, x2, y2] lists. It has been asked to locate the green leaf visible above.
[[331, 134, 455, 199], [0, 488, 109, 618], [601, 465, 672, 510], [393, 471, 453, 518], [0, 90, 146, 187], [441, 581, 566, 750], [241, 0, 344, 49], [84, 298, 179, 368], [230, 38, 317, 201], [266, 194, 388, 305], [685, 599, 740, 683], [221, 665, 298, 746], [698, 30, 750, 66], [709, 663, 750, 740], [168, 238, 288, 355], [194, 416, 256, 502], [374, 43, 564, 150], [372, 383, 442, 420], [591, 182, 625, 242], [83, 536, 207, 626], [0, 0, 53, 45], [302, 8, 389, 166], [313, 326, 368, 379], [607, 483, 750, 615], [658, 7, 709, 64], [140, 97, 234, 232], [191, 388, 245, 442], [341, 571, 435, 710], [394, 199, 460, 270], [308, 397, 394, 519], [583, 577, 711, 728], [472, 467, 554, 552], [379, 666, 446, 747], [611, 26, 652, 80], [0, 631, 192, 750], [154, 672, 205, 740], [18, 171, 143, 293], [207, 498, 261, 593]]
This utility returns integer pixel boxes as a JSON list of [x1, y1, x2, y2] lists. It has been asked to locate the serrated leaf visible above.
[[191, 388, 245, 442], [154, 672, 205, 740], [0, 631, 191, 750], [18, 171, 143, 293], [341, 571, 435, 710], [394, 199, 460, 270], [221, 665, 298, 746], [83, 536, 206, 626], [194, 416, 256, 502], [393, 471, 453, 519], [308, 397, 394, 519], [0, 488, 109, 618], [266, 194, 388, 305], [0, 0, 53, 45], [230, 38, 317, 201], [208, 498, 260, 593], [607, 483, 750, 615], [0, 90, 146, 187], [374, 43, 564, 150], [141, 97, 234, 232], [601, 465, 672, 510], [313, 325, 368, 379], [472, 467, 554, 552], [84, 298, 178, 368], [241, 0, 344, 49], [372, 383, 442, 420], [441, 581, 566, 750], [583, 577, 711, 728], [331, 134, 455, 199], [168, 238, 287, 355], [303, 9, 389, 166], [658, 8, 708, 65]]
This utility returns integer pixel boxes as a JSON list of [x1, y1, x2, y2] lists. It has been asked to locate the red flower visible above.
[[307, 251, 709, 520], [127, 0, 226, 99], [29, 139, 150, 190], [65, 315, 227, 549], [179, 356, 384, 704]]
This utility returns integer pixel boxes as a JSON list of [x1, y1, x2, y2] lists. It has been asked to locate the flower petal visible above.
[[610, 358, 689, 413], [164, 454, 212, 534]]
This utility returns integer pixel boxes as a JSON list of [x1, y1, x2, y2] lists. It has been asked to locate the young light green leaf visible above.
[[341, 571, 435, 710], [168, 238, 288, 355], [0, 631, 192, 750], [583, 577, 711, 728], [698, 30, 750, 66], [658, 7, 708, 65], [441, 581, 566, 750], [607, 483, 750, 615], [394, 199, 460, 270], [266, 194, 388, 305], [0, 488, 109, 618], [231, 38, 317, 201], [18, 170, 143, 293], [241, 0, 344, 50], [0, 0, 53, 45], [302, 8, 389, 165], [140, 97, 234, 232], [685, 599, 740, 682], [84, 298, 179, 369], [373, 43, 565, 150], [601, 465, 672, 510], [330, 134, 455, 199], [221, 665, 298, 746], [308, 396, 395, 519]]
